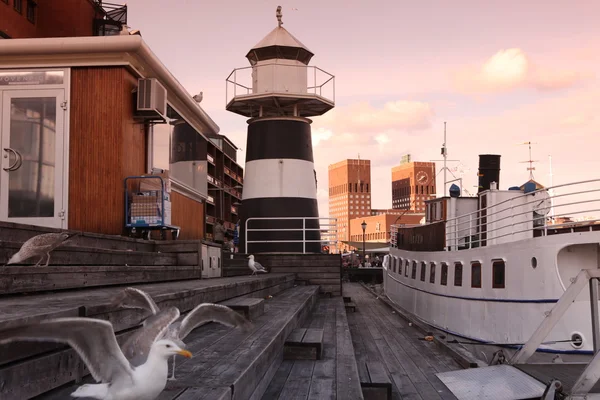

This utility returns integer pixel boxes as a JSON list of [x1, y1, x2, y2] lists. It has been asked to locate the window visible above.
[[392, 258, 396, 274], [493, 260, 506, 288], [430, 262, 436, 284], [441, 263, 448, 285], [405, 260, 409, 277], [454, 262, 463, 286], [471, 262, 482, 288], [14, 0, 22, 13], [26, 0, 36, 23], [420, 262, 426, 281], [398, 258, 402, 275], [411, 261, 417, 279]]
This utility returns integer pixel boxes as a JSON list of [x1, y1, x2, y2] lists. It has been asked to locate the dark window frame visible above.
[[411, 261, 417, 279], [398, 258, 402, 275], [420, 262, 426, 281], [454, 262, 463, 286], [404, 260, 409, 277], [492, 260, 506, 289], [471, 262, 482, 288], [26, 0, 36, 23], [14, 0, 22, 13], [429, 262, 436, 284], [441, 263, 448, 286]]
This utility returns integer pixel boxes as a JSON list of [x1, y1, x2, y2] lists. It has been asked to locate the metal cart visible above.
[[124, 175, 180, 240]]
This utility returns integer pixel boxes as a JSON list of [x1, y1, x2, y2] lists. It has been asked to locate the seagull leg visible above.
[[33, 256, 44, 267], [167, 355, 177, 380], [43, 253, 51, 267]]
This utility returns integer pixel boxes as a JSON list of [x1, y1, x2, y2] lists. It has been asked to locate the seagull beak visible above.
[[177, 349, 192, 358]]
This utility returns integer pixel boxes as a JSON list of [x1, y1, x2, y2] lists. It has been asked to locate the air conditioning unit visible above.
[[136, 78, 167, 120]]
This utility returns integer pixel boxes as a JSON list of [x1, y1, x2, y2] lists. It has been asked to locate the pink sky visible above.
[[127, 1, 599, 217]]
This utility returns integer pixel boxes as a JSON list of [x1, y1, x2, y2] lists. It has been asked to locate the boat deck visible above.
[[516, 362, 600, 394], [344, 283, 461, 400]]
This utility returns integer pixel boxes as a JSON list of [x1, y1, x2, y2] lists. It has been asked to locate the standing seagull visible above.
[[6, 231, 80, 267], [0, 313, 191, 399], [111, 287, 252, 380], [247, 255, 268, 275]]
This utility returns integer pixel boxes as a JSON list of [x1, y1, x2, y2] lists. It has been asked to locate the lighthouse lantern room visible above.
[[226, 6, 335, 254]]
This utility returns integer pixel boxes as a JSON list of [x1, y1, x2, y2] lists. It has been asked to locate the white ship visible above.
[[385, 154, 600, 354]]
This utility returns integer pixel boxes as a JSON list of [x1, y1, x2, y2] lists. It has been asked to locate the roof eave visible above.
[[0, 36, 220, 136]]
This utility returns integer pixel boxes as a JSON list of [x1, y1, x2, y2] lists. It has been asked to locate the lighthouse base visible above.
[[240, 197, 321, 254]]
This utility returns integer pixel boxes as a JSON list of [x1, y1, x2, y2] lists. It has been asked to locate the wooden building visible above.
[[0, 34, 239, 240]]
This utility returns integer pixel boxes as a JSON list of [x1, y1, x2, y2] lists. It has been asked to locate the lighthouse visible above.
[[226, 6, 335, 253]]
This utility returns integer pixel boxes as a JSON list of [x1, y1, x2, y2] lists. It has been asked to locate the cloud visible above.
[[313, 100, 434, 136], [453, 48, 585, 94]]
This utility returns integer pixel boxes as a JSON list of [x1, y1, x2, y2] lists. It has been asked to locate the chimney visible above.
[[478, 155, 501, 194]]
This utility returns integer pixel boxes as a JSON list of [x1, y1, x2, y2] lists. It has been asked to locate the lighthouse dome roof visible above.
[[246, 26, 314, 65]]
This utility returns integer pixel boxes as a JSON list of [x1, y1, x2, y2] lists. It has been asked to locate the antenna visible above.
[[518, 141, 539, 180], [430, 121, 460, 196]]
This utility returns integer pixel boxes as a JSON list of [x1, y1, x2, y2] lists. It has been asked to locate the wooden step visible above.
[[343, 296, 352, 303], [345, 302, 357, 312], [283, 328, 324, 360], [0, 274, 298, 399], [220, 297, 265, 320], [361, 361, 392, 400]]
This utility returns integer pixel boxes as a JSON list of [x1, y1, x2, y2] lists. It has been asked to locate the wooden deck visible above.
[[262, 296, 363, 399], [344, 283, 461, 400]]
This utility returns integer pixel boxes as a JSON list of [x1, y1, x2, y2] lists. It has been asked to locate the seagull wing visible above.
[[177, 303, 253, 341], [0, 317, 133, 384], [120, 306, 180, 367], [254, 261, 266, 271], [110, 287, 161, 315]]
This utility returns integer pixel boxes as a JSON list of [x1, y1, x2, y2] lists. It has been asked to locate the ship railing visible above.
[[389, 178, 600, 251], [225, 64, 335, 105], [509, 268, 600, 399], [244, 217, 338, 254]]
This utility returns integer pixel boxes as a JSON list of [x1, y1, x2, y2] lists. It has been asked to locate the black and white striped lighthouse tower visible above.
[[226, 6, 335, 254]]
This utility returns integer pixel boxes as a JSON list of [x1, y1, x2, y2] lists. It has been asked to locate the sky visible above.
[[127, 0, 599, 218]]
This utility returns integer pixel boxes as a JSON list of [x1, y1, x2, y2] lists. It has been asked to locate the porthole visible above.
[[531, 257, 538, 269], [571, 332, 584, 349]]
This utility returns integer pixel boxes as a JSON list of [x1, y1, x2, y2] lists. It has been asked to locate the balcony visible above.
[[93, 1, 127, 36], [226, 63, 335, 118]]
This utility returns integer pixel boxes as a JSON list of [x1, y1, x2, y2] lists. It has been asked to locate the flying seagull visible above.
[[6, 231, 80, 267], [0, 313, 191, 399], [247, 254, 268, 275], [111, 287, 252, 379]]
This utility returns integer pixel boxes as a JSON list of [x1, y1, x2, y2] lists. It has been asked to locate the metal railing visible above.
[[245, 217, 337, 254], [225, 63, 335, 105], [509, 269, 600, 399], [391, 179, 600, 251]]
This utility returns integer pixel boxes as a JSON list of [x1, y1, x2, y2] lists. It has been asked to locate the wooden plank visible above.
[[303, 328, 324, 345], [0, 265, 199, 295], [277, 360, 315, 399], [366, 361, 392, 385], [335, 298, 365, 400], [221, 297, 265, 320], [287, 328, 307, 343]]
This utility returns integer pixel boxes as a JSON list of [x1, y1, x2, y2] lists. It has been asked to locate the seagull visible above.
[[0, 314, 191, 399], [247, 254, 268, 275], [193, 92, 203, 103], [111, 287, 253, 380], [6, 231, 80, 267]]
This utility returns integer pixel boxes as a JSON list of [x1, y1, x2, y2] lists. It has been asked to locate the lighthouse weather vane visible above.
[[276, 6, 283, 27]]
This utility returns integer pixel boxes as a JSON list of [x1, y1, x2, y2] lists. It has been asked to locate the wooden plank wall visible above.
[[69, 67, 146, 235], [256, 254, 342, 296], [171, 191, 205, 240]]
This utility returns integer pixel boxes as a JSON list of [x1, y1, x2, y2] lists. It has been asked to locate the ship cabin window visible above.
[[393, 257, 397, 273], [471, 262, 482, 288], [420, 262, 426, 281], [492, 260, 506, 289], [411, 261, 417, 279], [398, 258, 403, 275], [430, 262, 436, 284], [405, 260, 409, 277], [441, 263, 448, 285], [454, 262, 463, 286]]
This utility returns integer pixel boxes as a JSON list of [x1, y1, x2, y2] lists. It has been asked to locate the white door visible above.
[[0, 90, 66, 229]]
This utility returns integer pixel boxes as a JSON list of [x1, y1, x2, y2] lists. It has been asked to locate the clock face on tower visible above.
[[416, 171, 429, 185]]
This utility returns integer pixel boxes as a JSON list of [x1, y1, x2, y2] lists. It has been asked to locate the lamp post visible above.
[[361, 220, 367, 265]]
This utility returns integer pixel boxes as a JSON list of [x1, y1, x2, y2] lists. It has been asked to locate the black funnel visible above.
[[478, 154, 501, 194]]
